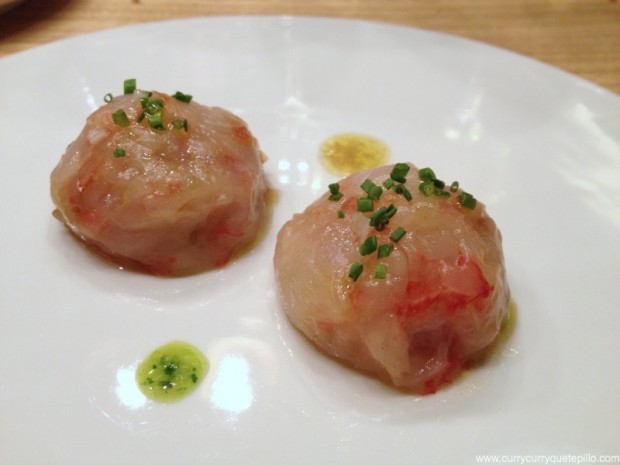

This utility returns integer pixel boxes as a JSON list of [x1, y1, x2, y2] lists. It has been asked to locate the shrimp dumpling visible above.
[[274, 163, 510, 394], [51, 87, 267, 275]]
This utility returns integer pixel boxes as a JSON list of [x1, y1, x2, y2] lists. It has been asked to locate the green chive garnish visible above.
[[328, 183, 343, 201], [390, 227, 406, 242], [360, 179, 383, 200], [171, 119, 188, 131], [394, 184, 412, 201], [458, 192, 477, 210], [146, 99, 164, 114], [385, 204, 397, 218], [361, 179, 375, 193], [123, 78, 136, 94], [433, 179, 446, 189], [148, 113, 164, 129], [390, 163, 410, 183], [377, 243, 394, 258], [357, 198, 374, 212], [390, 163, 410, 182], [450, 181, 460, 192], [359, 235, 378, 256], [375, 264, 387, 279], [112, 109, 130, 127], [103, 93, 113, 103], [173, 91, 193, 103], [349, 262, 363, 281], [337, 210, 345, 219], [370, 207, 390, 231], [418, 167, 436, 182], [383, 178, 395, 190], [368, 185, 383, 200], [371, 204, 397, 231], [418, 181, 434, 197], [113, 146, 126, 158]]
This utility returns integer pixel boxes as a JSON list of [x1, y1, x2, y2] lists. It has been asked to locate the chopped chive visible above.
[[360, 179, 383, 200], [337, 210, 345, 219], [394, 184, 412, 201], [390, 227, 407, 242], [137, 112, 145, 123], [328, 183, 340, 195], [369, 207, 389, 230], [148, 113, 164, 129], [383, 178, 395, 190], [368, 185, 383, 200], [113, 146, 126, 158], [112, 109, 130, 127], [458, 192, 477, 210], [328, 182, 344, 201], [171, 118, 188, 131], [390, 163, 410, 183], [436, 188, 451, 198], [433, 178, 446, 189], [359, 235, 378, 256], [375, 264, 387, 279], [418, 167, 436, 182], [377, 243, 394, 258], [450, 181, 460, 192], [361, 179, 376, 193], [123, 78, 136, 94], [369, 205, 397, 230], [103, 93, 113, 103], [145, 99, 164, 114], [418, 181, 434, 197], [141, 97, 164, 114], [357, 198, 374, 212], [173, 91, 193, 103], [349, 262, 363, 281], [385, 204, 397, 218]]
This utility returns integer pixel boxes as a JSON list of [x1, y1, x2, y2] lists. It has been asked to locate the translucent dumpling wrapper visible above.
[[51, 89, 267, 276], [274, 163, 510, 394]]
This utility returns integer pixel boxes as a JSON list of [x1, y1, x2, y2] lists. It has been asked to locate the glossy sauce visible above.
[[319, 132, 389, 175], [465, 300, 517, 370], [136, 341, 209, 403], [498, 300, 517, 344]]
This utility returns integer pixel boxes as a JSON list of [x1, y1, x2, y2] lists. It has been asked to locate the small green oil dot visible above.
[[136, 341, 209, 403]]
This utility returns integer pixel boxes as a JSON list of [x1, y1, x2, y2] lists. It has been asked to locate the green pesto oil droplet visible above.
[[136, 341, 209, 403]]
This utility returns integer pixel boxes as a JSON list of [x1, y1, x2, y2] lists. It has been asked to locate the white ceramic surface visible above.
[[1, 16, 619, 465]]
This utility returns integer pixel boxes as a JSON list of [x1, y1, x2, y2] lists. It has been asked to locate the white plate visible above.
[[1, 16, 619, 465]]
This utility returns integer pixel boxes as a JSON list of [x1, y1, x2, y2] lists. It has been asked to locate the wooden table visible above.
[[1, 0, 619, 95]]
